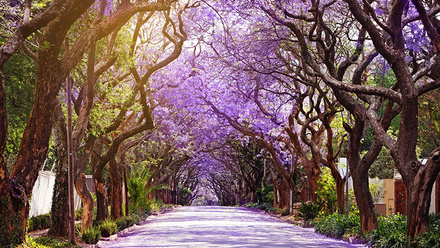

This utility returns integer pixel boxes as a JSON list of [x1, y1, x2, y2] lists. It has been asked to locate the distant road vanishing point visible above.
[[97, 206, 367, 248]]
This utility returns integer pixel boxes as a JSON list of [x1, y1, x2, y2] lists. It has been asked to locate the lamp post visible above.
[[66, 75, 75, 242], [345, 160, 349, 217]]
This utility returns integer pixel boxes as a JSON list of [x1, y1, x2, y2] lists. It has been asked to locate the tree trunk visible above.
[[48, 100, 71, 237], [91, 137, 108, 221], [7, 83, 59, 242], [75, 173, 94, 230], [407, 186, 430, 238], [0, 194, 28, 246], [405, 147, 440, 238], [123, 164, 129, 216], [330, 169, 345, 214], [285, 126, 320, 203], [0, 74, 22, 246], [72, 134, 97, 229], [436, 175, 440, 213], [109, 156, 123, 219], [12, 72, 68, 240], [346, 120, 378, 232], [48, 154, 70, 237], [272, 175, 279, 208], [279, 178, 290, 209], [304, 165, 320, 202], [0, 107, 26, 248], [94, 168, 108, 221], [117, 144, 129, 216], [352, 169, 377, 231], [299, 176, 309, 203]]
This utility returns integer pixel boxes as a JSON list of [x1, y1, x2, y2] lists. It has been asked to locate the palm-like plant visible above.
[[128, 165, 169, 213]]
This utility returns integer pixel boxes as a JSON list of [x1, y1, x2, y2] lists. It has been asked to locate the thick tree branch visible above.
[[343, 0, 394, 61], [0, 0, 67, 68]]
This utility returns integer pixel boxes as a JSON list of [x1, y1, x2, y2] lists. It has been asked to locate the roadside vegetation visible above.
[[23, 177, 173, 247], [243, 166, 440, 247]]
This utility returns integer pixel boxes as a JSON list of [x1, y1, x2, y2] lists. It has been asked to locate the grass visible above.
[[17, 236, 80, 248]]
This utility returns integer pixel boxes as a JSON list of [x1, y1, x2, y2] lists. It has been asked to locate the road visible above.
[[97, 206, 367, 248]]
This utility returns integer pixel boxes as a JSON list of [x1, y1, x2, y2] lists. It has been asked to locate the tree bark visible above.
[[123, 163, 129, 216], [118, 143, 129, 216], [91, 137, 108, 221], [285, 116, 321, 203], [278, 177, 290, 209], [331, 169, 345, 214], [49, 156, 70, 237], [72, 133, 96, 229], [0, 74, 24, 245], [352, 168, 377, 231], [436, 175, 440, 213], [406, 147, 440, 237], [0, 74, 18, 245], [302, 162, 320, 202], [75, 173, 94, 229], [109, 156, 123, 219], [94, 168, 109, 221], [346, 119, 378, 232]]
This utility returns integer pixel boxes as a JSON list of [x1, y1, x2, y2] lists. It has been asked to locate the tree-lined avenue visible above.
[[2, 1, 440, 246], [97, 206, 367, 248]]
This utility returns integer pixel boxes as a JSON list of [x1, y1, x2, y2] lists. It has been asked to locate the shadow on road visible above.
[[97, 206, 367, 248]]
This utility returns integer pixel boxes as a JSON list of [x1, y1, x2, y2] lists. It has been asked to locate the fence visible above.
[[29, 171, 82, 217]]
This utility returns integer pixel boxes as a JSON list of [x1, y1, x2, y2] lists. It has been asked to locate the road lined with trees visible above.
[[1, 0, 440, 247], [97, 206, 366, 248]]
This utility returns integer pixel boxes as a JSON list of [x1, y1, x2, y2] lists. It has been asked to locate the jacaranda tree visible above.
[[253, 0, 440, 237]]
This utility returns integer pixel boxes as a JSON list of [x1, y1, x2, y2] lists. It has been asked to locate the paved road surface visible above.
[[97, 206, 367, 248]]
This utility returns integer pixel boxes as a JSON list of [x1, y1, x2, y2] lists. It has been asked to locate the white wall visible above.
[[29, 171, 82, 217], [29, 171, 55, 217]]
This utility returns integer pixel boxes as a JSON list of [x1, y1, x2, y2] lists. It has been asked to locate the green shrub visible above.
[[243, 202, 257, 208], [315, 212, 361, 239], [148, 199, 164, 213], [131, 214, 142, 224], [115, 214, 142, 231], [298, 202, 323, 221], [255, 202, 271, 210], [99, 219, 118, 237], [18, 236, 79, 248], [115, 217, 129, 231], [417, 231, 440, 248], [428, 212, 440, 232], [344, 213, 362, 237], [267, 207, 289, 216], [33, 236, 78, 248], [27, 213, 51, 232], [81, 227, 101, 244], [413, 213, 440, 248], [368, 213, 409, 248], [92, 219, 104, 228], [17, 236, 44, 248], [316, 167, 338, 214], [75, 223, 82, 236], [74, 208, 83, 221], [367, 213, 440, 248], [256, 185, 274, 204]]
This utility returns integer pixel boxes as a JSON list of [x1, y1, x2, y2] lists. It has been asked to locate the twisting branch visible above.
[[411, 0, 440, 52]]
